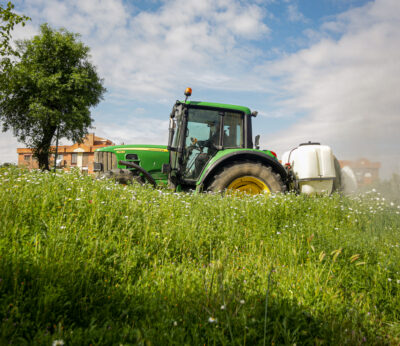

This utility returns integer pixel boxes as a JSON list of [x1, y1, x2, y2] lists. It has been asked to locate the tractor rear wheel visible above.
[[207, 161, 285, 195]]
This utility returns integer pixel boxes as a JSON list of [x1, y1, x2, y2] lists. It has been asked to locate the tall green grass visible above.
[[0, 167, 399, 345]]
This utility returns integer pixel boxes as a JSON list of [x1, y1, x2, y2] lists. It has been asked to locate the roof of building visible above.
[[17, 133, 114, 153], [339, 158, 381, 169]]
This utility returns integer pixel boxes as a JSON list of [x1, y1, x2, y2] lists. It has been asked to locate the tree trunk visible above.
[[34, 126, 56, 170], [36, 148, 50, 170]]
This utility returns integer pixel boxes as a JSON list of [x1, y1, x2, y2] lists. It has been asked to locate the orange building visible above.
[[17, 133, 114, 173], [339, 158, 381, 186]]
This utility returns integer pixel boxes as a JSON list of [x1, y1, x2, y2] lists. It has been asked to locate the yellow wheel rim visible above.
[[227, 176, 270, 195]]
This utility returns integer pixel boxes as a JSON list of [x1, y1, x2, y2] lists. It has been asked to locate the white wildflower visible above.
[[52, 340, 64, 346], [208, 317, 217, 323]]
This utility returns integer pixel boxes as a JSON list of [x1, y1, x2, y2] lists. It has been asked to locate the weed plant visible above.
[[0, 167, 399, 345]]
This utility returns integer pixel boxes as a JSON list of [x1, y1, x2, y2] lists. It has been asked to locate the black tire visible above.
[[207, 161, 285, 194]]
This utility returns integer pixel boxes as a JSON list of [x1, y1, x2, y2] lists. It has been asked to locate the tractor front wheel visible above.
[[207, 161, 285, 195]]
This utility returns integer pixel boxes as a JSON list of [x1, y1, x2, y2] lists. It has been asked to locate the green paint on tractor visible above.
[[95, 144, 169, 185]]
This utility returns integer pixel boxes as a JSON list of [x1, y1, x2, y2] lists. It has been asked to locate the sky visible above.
[[1, 0, 399, 178]]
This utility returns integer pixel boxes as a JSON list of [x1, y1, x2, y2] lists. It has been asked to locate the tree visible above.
[[0, 24, 106, 169], [0, 1, 30, 66]]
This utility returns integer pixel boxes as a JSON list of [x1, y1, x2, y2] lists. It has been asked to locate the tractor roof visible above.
[[184, 101, 251, 115]]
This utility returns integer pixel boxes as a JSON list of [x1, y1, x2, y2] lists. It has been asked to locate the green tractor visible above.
[[94, 88, 344, 195]]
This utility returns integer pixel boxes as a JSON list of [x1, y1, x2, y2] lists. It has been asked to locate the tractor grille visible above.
[[94, 151, 118, 172]]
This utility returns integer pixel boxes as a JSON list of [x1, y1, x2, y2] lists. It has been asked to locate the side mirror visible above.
[[255, 135, 260, 149]]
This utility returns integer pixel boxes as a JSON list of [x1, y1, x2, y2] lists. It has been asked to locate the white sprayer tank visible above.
[[282, 142, 336, 195]]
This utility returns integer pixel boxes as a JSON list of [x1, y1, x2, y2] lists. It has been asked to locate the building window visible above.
[[82, 153, 89, 167], [24, 155, 31, 161], [71, 153, 77, 164]]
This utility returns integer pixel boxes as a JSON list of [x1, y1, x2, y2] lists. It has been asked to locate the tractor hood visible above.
[[95, 144, 169, 182]]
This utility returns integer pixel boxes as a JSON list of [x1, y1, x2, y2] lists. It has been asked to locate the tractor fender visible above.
[[197, 150, 288, 191]]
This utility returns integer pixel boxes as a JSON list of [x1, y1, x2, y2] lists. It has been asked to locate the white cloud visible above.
[[94, 117, 169, 146], [0, 131, 23, 164], [259, 0, 400, 177], [14, 0, 269, 100], [287, 4, 307, 23]]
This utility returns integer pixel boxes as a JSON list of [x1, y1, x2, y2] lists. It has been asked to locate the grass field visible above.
[[0, 166, 399, 345]]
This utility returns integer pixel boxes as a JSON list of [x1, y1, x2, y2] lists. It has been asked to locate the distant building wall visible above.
[[339, 158, 381, 185], [17, 133, 114, 173]]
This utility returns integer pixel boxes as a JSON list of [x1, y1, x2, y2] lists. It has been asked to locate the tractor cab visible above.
[[167, 89, 256, 188]]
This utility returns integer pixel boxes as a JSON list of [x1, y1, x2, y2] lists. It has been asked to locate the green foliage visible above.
[[0, 167, 399, 344], [0, 1, 30, 62], [0, 24, 106, 170]]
